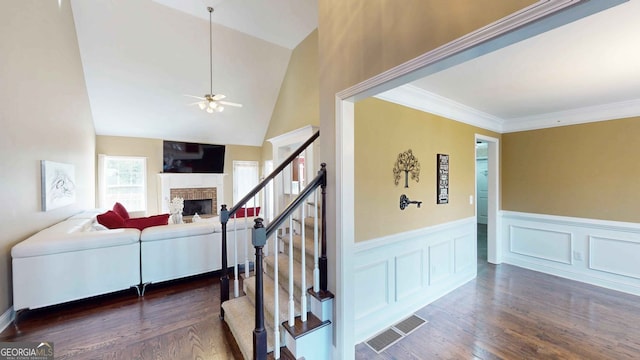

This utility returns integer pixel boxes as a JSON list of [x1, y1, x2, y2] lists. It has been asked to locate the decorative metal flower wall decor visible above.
[[393, 149, 421, 188]]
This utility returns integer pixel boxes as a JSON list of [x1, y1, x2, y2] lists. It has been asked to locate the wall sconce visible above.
[[393, 149, 421, 188], [400, 194, 422, 210]]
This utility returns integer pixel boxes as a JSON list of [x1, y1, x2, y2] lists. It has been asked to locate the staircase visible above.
[[217, 131, 334, 359]]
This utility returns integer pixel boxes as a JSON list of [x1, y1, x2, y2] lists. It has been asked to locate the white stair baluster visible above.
[[313, 189, 320, 293], [288, 216, 295, 326], [274, 230, 280, 359], [244, 205, 249, 278], [301, 203, 308, 322], [233, 213, 239, 298]]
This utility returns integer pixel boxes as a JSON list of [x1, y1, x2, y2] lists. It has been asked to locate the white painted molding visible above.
[[501, 211, 640, 232], [0, 306, 14, 333], [353, 217, 476, 253], [337, 0, 595, 101], [503, 98, 640, 133], [376, 85, 504, 132], [266, 124, 318, 148]]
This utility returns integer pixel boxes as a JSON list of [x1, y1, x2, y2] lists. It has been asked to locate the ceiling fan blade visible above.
[[211, 94, 226, 101], [184, 94, 206, 100], [219, 100, 243, 108], [187, 101, 203, 106]]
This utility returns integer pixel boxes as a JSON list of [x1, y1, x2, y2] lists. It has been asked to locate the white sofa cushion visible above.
[[140, 222, 215, 242], [12, 227, 140, 258]]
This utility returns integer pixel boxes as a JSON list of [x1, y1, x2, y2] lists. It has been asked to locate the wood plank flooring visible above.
[[2, 231, 640, 359], [356, 226, 640, 359], [0, 273, 243, 359]]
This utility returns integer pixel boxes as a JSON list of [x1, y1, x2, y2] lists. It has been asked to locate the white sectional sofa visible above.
[[11, 210, 250, 311]]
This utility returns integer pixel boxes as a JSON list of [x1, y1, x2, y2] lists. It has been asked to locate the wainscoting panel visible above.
[[354, 217, 476, 342], [395, 250, 424, 302], [454, 233, 475, 274], [354, 260, 390, 320], [501, 211, 640, 296], [509, 225, 572, 264], [589, 236, 640, 280], [429, 241, 453, 285]]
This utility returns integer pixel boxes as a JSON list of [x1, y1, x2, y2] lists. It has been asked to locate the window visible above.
[[98, 155, 147, 212], [233, 160, 259, 207]]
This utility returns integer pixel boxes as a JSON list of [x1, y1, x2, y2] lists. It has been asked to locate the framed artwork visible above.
[[436, 154, 449, 204], [41, 160, 76, 211]]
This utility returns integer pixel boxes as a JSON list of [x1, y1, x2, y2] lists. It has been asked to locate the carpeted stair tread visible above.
[[244, 275, 301, 331], [280, 234, 315, 271], [222, 296, 275, 360], [264, 254, 314, 300]]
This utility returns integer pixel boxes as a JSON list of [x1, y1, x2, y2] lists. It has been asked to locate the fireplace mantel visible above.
[[157, 173, 226, 214]]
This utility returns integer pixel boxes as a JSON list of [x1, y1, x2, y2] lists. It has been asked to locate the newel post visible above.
[[220, 204, 229, 319], [319, 163, 328, 292], [252, 218, 267, 360]]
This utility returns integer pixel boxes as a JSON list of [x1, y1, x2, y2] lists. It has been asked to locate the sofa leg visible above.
[[133, 283, 150, 297]]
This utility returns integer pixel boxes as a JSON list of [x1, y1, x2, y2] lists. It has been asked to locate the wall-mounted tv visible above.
[[163, 141, 225, 173]]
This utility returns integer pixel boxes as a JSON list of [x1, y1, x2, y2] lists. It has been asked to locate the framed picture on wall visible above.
[[436, 154, 449, 204], [41, 160, 76, 211]]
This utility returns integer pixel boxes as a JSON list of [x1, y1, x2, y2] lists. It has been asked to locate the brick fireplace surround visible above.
[[170, 187, 217, 216]]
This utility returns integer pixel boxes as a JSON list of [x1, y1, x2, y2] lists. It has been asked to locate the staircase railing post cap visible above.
[[252, 218, 267, 247], [220, 204, 229, 222]]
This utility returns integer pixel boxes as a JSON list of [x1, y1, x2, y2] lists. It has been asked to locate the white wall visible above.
[[353, 217, 477, 342], [0, 1, 96, 324], [501, 211, 640, 296]]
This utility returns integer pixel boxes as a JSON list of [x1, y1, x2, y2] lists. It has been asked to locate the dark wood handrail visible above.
[[265, 163, 326, 239], [227, 130, 319, 217]]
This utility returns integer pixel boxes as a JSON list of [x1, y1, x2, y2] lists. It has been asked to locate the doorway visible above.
[[476, 141, 489, 262], [475, 134, 500, 265]]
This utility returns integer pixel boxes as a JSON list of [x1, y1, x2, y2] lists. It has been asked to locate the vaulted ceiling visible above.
[[71, 0, 640, 147]]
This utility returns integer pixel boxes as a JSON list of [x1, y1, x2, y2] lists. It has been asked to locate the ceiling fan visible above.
[[186, 7, 242, 114]]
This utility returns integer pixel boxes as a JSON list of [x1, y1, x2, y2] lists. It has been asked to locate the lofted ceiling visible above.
[[71, 0, 640, 147], [70, 0, 316, 146]]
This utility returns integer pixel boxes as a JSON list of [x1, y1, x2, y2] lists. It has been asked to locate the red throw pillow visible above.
[[112, 202, 130, 220], [96, 210, 125, 229], [124, 214, 170, 231], [233, 206, 261, 218]]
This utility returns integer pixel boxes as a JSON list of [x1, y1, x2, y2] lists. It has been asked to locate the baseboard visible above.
[[503, 256, 640, 296], [0, 306, 15, 333]]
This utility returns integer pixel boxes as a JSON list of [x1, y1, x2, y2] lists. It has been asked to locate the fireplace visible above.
[[170, 187, 217, 216]]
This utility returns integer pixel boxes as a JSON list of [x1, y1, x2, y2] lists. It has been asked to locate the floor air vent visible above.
[[394, 314, 427, 335], [365, 314, 428, 354], [365, 328, 403, 353]]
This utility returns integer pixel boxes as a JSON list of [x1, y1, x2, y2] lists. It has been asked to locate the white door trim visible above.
[[476, 134, 501, 264]]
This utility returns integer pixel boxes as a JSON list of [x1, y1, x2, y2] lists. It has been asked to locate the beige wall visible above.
[[224, 145, 262, 207], [261, 30, 319, 163], [0, 1, 96, 314], [95, 136, 261, 213], [318, 0, 535, 289], [503, 117, 640, 222], [355, 98, 499, 242], [96, 136, 163, 215]]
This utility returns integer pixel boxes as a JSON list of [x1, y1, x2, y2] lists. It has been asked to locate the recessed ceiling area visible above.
[[378, 0, 640, 133]]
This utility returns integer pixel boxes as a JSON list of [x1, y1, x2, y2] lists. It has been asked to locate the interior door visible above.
[[476, 158, 488, 224]]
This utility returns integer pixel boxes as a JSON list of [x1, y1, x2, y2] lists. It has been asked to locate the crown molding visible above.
[[376, 85, 504, 133], [502, 98, 640, 132]]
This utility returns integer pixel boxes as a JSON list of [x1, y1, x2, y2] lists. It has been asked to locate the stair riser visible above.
[[244, 279, 303, 333], [264, 260, 312, 301]]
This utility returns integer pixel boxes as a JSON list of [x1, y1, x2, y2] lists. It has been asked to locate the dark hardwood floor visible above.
[[0, 273, 244, 359], [3, 227, 640, 359], [356, 224, 640, 359]]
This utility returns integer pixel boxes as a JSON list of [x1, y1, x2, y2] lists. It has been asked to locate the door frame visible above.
[[475, 134, 501, 264]]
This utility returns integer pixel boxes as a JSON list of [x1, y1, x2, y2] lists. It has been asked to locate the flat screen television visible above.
[[163, 141, 225, 173]]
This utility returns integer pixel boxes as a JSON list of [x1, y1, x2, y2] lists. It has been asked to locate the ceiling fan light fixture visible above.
[[198, 102, 207, 110], [216, 106, 224, 112], [209, 101, 217, 109], [206, 107, 214, 114]]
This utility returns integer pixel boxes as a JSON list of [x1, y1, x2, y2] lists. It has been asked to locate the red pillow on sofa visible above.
[[233, 206, 261, 218], [96, 210, 126, 229], [124, 214, 170, 231], [112, 202, 130, 220]]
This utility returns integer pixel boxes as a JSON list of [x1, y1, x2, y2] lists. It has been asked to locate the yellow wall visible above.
[[0, 1, 96, 314], [261, 30, 319, 163], [95, 136, 261, 213], [503, 117, 640, 222], [96, 136, 163, 215], [355, 98, 499, 241]]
